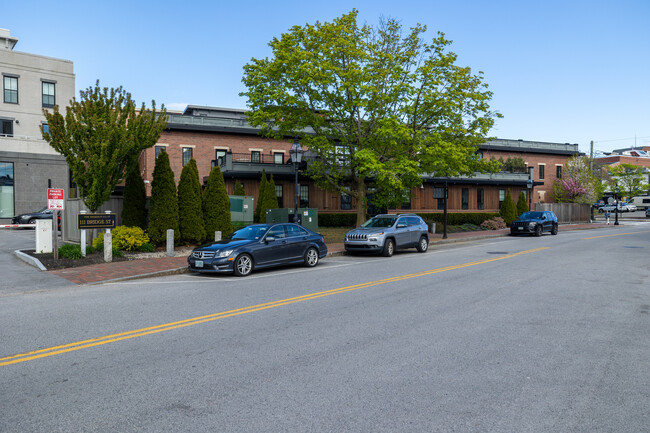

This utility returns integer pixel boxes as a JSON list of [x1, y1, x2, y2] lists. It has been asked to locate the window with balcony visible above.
[[274, 152, 284, 164], [182, 147, 193, 166], [251, 151, 261, 163], [42, 81, 55, 107], [3, 76, 18, 104]]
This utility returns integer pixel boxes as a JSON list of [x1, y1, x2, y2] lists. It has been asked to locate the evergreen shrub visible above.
[[148, 151, 179, 245], [59, 244, 83, 260], [121, 164, 148, 229], [203, 167, 234, 238], [177, 159, 206, 244], [499, 189, 518, 227]]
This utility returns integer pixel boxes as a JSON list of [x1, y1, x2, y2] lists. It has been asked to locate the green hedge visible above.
[[319, 213, 358, 227], [416, 212, 500, 226]]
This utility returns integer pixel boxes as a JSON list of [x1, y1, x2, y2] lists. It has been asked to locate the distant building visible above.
[[140, 106, 580, 215], [0, 29, 75, 221]]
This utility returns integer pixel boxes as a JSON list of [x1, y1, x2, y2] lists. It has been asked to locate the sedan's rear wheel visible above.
[[535, 225, 542, 237], [416, 236, 429, 253], [304, 247, 319, 267], [233, 254, 253, 277], [382, 239, 395, 257]]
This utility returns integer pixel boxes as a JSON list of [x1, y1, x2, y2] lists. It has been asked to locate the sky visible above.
[[4, 0, 649, 156]]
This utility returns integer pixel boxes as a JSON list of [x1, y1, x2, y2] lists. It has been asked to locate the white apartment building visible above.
[[0, 28, 75, 220]]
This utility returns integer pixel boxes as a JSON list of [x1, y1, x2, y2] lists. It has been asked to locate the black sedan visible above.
[[188, 223, 328, 277], [11, 207, 61, 229], [510, 211, 558, 236]]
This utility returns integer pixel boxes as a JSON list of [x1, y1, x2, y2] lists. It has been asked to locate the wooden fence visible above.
[[534, 203, 590, 223]]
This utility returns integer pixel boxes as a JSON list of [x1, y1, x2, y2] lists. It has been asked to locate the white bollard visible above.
[[80, 210, 87, 257], [166, 229, 174, 257], [104, 230, 112, 263], [215, 231, 222, 242]]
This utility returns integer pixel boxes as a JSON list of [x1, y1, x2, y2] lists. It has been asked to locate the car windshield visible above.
[[230, 225, 269, 240], [361, 217, 397, 228], [520, 212, 544, 219]]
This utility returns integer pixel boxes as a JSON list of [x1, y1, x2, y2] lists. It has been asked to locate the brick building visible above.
[[139, 106, 580, 215]]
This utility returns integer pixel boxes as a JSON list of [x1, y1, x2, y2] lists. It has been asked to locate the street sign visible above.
[[47, 188, 65, 210], [77, 213, 116, 229]]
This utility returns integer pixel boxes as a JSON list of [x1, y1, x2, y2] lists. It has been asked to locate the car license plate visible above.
[[195, 260, 203, 268], [518, 227, 523, 230]]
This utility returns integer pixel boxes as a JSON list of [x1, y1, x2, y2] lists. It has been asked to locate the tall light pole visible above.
[[526, 176, 533, 211], [290, 138, 303, 224], [614, 185, 620, 225]]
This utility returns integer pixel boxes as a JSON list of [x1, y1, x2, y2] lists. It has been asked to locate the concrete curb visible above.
[[86, 267, 189, 285], [14, 249, 47, 271]]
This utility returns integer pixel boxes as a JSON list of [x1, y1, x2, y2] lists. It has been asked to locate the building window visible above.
[[341, 192, 352, 210], [437, 198, 445, 210], [251, 151, 261, 163], [42, 82, 55, 107], [182, 147, 193, 166], [274, 152, 284, 164], [41, 123, 49, 135], [299, 185, 309, 208], [275, 184, 283, 208], [461, 188, 469, 210], [556, 166, 562, 179], [1, 119, 13, 137], [477, 188, 484, 210], [538, 164, 545, 180], [0, 162, 14, 218], [3, 76, 18, 104], [155, 146, 166, 159], [499, 189, 505, 207], [401, 190, 411, 210]]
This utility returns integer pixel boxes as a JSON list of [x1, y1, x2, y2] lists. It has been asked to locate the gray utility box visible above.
[[266, 208, 319, 233], [229, 195, 254, 223]]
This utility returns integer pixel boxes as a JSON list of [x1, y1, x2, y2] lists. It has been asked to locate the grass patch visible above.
[[317, 226, 351, 244]]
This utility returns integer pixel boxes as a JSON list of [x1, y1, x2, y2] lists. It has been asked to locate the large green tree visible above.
[[148, 151, 179, 245], [43, 80, 167, 211], [203, 167, 233, 239], [178, 159, 206, 244], [241, 10, 500, 225], [606, 163, 648, 199]]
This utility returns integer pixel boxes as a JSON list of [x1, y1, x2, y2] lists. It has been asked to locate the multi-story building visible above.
[[140, 106, 580, 216], [0, 29, 75, 221]]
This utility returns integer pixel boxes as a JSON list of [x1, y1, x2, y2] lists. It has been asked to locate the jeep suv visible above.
[[344, 214, 429, 257], [510, 211, 558, 236]]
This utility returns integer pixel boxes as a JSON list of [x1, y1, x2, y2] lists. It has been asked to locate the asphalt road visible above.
[[1, 223, 649, 432]]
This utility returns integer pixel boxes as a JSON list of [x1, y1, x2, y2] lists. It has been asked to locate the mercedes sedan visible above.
[[188, 223, 328, 277]]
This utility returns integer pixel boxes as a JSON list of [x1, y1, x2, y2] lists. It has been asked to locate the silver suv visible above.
[[344, 214, 429, 257]]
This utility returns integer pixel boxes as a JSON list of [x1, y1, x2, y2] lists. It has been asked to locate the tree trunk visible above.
[[355, 177, 366, 227]]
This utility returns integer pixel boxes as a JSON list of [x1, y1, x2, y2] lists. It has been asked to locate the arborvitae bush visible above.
[[500, 189, 518, 227], [203, 167, 233, 239], [233, 180, 246, 196], [148, 151, 179, 245], [121, 163, 148, 229], [254, 170, 268, 223], [177, 159, 206, 244], [260, 173, 279, 222], [516, 191, 528, 217]]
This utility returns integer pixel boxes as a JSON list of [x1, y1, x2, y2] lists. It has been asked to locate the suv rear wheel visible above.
[[416, 236, 428, 253], [551, 224, 558, 235]]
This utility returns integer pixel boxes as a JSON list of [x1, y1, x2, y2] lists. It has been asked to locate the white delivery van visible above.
[[627, 196, 650, 210]]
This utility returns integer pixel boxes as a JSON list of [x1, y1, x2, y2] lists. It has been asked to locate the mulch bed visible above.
[[25, 249, 132, 270]]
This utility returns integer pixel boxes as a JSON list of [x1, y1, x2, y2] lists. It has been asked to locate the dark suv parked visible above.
[[344, 214, 429, 256], [510, 211, 558, 236]]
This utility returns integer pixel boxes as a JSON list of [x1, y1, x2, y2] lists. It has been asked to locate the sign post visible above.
[[47, 188, 64, 260]]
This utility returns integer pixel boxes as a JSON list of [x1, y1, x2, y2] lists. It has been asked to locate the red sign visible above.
[[48, 188, 65, 210]]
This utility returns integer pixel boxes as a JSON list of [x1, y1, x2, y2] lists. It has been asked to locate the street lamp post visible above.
[[614, 185, 620, 225], [290, 138, 303, 224], [526, 176, 533, 211]]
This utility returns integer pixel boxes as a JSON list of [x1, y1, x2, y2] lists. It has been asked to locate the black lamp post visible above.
[[290, 138, 303, 224], [614, 185, 620, 225], [526, 176, 533, 211]]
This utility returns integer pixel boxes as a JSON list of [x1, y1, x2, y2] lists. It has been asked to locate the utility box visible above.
[[266, 208, 319, 232], [35, 219, 52, 253], [229, 195, 254, 223]]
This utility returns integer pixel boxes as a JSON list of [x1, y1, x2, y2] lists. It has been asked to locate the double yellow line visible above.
[[1, 247, 548, 367]]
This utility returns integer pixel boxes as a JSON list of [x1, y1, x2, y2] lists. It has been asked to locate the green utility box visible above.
[[265, 208, 319, 233], [229, 195, 254, 223]]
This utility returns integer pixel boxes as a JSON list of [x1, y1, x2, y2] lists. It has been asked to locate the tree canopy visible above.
[[241, 10, 500, 224], [606, 163, 648, 199], [553, 156, 601, 204], [43, 80, 167, 211]]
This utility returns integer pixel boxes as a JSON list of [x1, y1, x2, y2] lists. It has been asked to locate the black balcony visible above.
[[211, 152, 303, 180]]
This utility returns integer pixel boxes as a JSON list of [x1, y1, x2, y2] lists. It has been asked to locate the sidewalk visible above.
[[43, 222, 614, 285]]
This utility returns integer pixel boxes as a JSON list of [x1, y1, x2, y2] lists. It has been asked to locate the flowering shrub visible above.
[[480, 217, 506, 230], [112, 226, 150, 251]]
